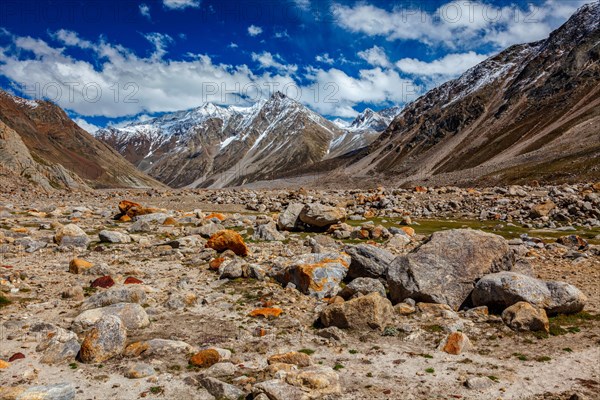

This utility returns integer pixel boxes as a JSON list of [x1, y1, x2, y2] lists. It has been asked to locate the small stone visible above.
[[189, 349, 221, 368], [54, 224, 89, 248], [464, 376, 493, 390], [90, 275, 115, 289], [98, 230, 131, 244], [124, 277, 143, 284], [249, 307, 283, 318], [339, 277, 386, 299], [125, 363, 156, 379], [61, 286, 84, 301], [394, 302, 416, 316], [79, 315, 127, 363], [68, 258, 93, 274], [0, 360, 9, 369], [8, 353, 24, 362], [299, 203, 346, 228], [200, 377, 245, 400], [268, 351, 311, 367]]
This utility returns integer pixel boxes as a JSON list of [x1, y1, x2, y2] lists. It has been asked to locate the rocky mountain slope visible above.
[[97, 93, 398, 188], [0, 91, 162, 190], [335, 2, 600, 187]]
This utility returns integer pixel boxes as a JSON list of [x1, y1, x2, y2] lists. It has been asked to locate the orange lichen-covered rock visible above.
[[400, 226, 415, 237], [69, 258, 93, 274], [205, 213, 227, 221], [249, 307, 283, 318], [189, 349, 220, 368], [162, 217, 179, 226], [272, 252, 350, 299], [118, 200, 142, 214], [440, 332, 472, 355], [414, 186, 428, 193], [206, 230, 249, 256], [208, 257, 226, 271]]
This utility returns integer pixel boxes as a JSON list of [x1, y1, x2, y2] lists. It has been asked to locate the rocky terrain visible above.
[[0, 182, 598, 399]]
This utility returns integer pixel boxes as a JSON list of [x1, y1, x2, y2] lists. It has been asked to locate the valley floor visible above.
[[0, 185, 599, 400]]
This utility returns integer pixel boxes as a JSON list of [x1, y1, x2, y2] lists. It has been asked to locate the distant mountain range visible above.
[[95, 93, 399, 188], [1, 3, 598, 190]]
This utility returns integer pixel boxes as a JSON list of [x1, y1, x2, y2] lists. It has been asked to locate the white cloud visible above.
[[143, 32, 174, 59], [395, 51, 488, 77], [251, 52, 297, 74], [139, 3, 151, 20], [357, 46, 390, 67], [228, 42, 238, 48], [162, 0, 200, 10], [74, 118, 101, 134], [274, 30, 290, 39], [331, 0, 591, 49], [294, 0, 311, 11], [0, 30, 298, 117], [247, 25, 263, 37], [315, 53, 334, 64]]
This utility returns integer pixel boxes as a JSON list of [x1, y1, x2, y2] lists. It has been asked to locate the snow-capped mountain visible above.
[[326, 106, 401, 158], [98, 92, 386, 188], [327, 2, 600, 187]]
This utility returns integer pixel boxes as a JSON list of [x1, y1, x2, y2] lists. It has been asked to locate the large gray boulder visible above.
[[472, 272, 586, 315], [344, 244, 394, 279], [253, 221, 285, 241], [79, 315, 127, 363], [277, 203, 304, 231], [73, 303, 150, 333], [81, 286, 147, 311], [387, 229, 515, 309], [299, 203, 346, 228], [320, 292, 393, 331]]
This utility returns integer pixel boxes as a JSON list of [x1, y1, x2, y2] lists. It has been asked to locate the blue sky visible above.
[[0, 0, 592, 131]]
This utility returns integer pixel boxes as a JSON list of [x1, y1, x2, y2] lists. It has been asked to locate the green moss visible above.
[[423, 324, 444, 333]]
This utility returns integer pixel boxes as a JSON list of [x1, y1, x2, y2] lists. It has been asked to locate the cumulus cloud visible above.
[[294, 0, 311, 11], [139, 3, 151, 20], [357, 46, 390, 67], [315, 53, 334, 65], [162, 0, 200, 10], [395, 51, 489, 77], [247, 25, 263, 37], [251, 52, 297, 74], [331, 0, 590, 49]]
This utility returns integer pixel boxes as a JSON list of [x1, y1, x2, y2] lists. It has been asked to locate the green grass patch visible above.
[[149, 386, 164, 394], [421, 354, 433, 359], [423, 325, 444, 333], [0, 294, 11, 308], [348, 349, 359, 354], [488, 376, 500, 382], [298, 348, 315, 355], [333, 363, 344, 371], [425, 368, 435, 374], [535, 356, 551, 362], [513, 353, 528, 361], [562, 348, 573, 353]]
